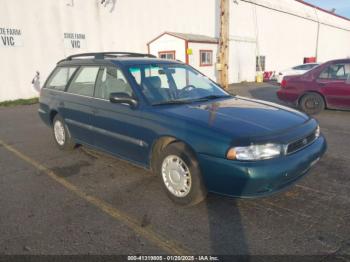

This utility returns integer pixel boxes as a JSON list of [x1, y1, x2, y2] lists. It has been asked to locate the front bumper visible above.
[[198, 135, 327, 198]]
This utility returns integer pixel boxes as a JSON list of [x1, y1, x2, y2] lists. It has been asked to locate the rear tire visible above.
[[52, 115, 76, 150], [156, 142, 207, 206], [299, 93, 325, 115]]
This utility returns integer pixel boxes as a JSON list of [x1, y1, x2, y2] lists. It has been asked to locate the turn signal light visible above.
[[226, 148, 237, 160]]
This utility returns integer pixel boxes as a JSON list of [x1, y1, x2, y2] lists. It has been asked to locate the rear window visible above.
[[46, 67, 77, 91], [293, 64, 318, 70]]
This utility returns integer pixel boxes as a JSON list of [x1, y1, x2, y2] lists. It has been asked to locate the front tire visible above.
[[156, 142, 207, 206], [299, 93, 325, 115], [52, 115, 76, 150]]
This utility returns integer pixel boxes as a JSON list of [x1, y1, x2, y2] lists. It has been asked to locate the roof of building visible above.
[[240, 0, 350, 30], [295, 0, 350, 22], [166, 32, 219, 43], [148, 32, 219, 45]]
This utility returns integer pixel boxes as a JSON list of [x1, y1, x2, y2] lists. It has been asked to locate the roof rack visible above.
[[59, 52, 157, 63]]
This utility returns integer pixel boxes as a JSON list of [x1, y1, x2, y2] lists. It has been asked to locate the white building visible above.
[[148, 32, 218, 80], [1, 0, 350, 101]]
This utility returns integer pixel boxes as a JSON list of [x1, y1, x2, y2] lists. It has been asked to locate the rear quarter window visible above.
[[46, 67, 78, 91]]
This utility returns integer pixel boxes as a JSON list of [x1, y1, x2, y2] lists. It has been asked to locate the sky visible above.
[[303, 0, 350, 18]]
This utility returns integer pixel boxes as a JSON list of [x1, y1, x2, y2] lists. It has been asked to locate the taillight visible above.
[[281, 79, 287, 88]]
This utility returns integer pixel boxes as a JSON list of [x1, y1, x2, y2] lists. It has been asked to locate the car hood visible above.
[[155, 96, 310, 138]]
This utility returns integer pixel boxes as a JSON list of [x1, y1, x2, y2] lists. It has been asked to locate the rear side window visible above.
[[46, 67, 77, 91], [319, 64, 350, 80], [67, 66, 100, 97]]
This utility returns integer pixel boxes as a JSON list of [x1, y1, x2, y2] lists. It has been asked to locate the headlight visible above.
[[227, 144, 283, 161]]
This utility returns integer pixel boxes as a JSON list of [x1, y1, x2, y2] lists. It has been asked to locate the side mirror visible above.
[[109, 92, 138, 108]]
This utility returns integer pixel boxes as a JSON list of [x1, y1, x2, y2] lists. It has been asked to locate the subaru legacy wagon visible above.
[[39, 52, 327, 206]]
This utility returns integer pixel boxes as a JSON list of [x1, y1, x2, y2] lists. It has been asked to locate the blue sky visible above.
[[304, 0, 350, 18]]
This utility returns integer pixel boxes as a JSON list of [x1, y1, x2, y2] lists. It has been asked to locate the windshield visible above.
[[127, 63, 230, 105]]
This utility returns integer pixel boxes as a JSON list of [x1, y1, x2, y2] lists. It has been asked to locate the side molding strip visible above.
[[65, 118, 148, 147]]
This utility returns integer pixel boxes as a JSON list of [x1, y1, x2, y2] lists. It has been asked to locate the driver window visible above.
[[171, 68, 187, 90], [144, 66, 169, 89], [172, 68, 214, 92], [95, 67, 133, 99], [128, 65, 171, 103]]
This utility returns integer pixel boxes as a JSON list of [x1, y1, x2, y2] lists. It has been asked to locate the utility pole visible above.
[[218, 0, 229, 89], [314, 7, 320, 61]]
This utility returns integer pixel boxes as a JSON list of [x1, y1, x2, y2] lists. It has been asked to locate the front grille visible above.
[[287, 130, 317, 154]]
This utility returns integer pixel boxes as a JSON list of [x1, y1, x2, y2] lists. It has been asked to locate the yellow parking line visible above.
[[0, 139, 189, 255]]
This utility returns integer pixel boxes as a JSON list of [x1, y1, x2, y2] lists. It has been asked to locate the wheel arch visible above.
[[297, 91, 327, 108], [49, 110, 59, 125], [149, 135, 198, 173]]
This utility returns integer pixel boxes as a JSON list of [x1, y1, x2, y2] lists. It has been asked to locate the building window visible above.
[[200, 50, 213, 66], [256, 56, 266, 71], [159, 51, 176, 60]]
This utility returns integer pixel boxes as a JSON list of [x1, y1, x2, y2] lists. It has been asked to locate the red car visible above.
[[277, 59, 350, 114]]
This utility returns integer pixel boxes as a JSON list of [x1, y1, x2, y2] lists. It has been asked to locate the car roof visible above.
[[111, 57, 184, 66], [294, 63, 319, 67], [328, 58, 350, 64], [57, 52, 184, 67]]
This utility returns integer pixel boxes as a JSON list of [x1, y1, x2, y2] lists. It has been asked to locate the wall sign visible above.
[[0, 27, 22, 47], [64, 33, 86, 49]]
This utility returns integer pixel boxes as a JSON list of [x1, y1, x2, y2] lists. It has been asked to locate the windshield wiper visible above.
[[193, 94, 231, 102], [152, 100, 192, 106], [152, 95, 231, 106]]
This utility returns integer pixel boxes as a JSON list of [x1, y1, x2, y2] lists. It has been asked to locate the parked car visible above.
[[277, 59, 350, 114], [39, 52, 327, 206], [276, 63, 320, 83]]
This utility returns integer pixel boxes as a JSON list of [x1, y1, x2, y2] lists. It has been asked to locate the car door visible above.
[[61, 66, 100, 145], [90, 66, 150, 165], [317, 63, 350, 109]]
